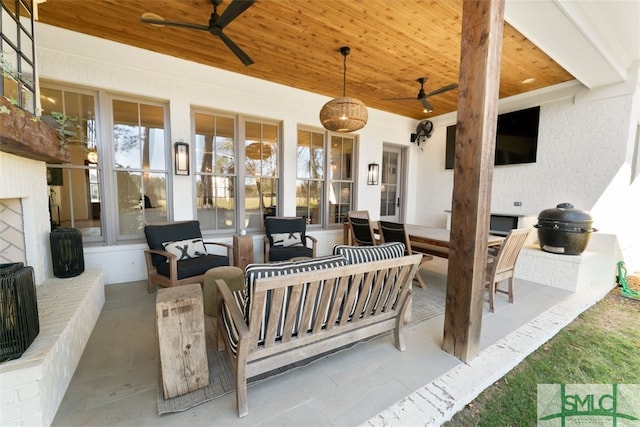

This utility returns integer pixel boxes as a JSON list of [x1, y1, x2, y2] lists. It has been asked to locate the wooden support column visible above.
[[442, 0, 505, 362]]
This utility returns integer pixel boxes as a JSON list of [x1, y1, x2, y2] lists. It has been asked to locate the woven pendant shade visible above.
[[319, 97, 368, 132], [320, 46, 368, 133]]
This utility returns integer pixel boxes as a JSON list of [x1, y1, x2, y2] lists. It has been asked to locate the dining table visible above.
[[403, 224, 504, 258], [342, 223, 504, 258]]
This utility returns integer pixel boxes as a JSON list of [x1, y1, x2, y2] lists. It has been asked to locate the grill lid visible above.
[[537, 203, 594, 231]]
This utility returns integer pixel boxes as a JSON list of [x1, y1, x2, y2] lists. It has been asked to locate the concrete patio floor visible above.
[[52, 257, 614, 426]]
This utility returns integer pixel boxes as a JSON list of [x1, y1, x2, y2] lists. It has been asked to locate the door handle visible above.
[[396, 197, 400, 207]]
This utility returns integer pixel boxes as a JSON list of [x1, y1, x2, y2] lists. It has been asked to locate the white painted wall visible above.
[[33, 24, 640, 282], [416, 71, 640, 271]]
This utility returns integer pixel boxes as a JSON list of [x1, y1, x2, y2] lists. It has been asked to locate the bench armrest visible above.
[[216, 278, 250, 339]]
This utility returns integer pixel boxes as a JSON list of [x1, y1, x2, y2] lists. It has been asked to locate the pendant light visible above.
[[319, 46, 368, 133]]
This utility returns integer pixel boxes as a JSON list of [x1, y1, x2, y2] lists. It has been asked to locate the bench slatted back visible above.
[[249, 254, 421, 354]]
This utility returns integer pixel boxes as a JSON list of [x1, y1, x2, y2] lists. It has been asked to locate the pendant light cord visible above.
[[342, 53, 347, 97]]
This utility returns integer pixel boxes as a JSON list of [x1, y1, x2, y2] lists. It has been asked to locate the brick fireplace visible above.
[[0, 125, 104, 426], [0, 153, 52, 284]]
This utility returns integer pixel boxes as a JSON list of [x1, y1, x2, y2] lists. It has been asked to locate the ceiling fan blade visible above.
[[141, 17, 209, 32], [216, 0, 256, 29], [420, 97, 434, 112], [425, 83, 458, 98], [382, 97, 417, 101], [212, 28, 254, 66]]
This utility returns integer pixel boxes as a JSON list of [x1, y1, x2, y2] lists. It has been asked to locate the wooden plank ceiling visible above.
[[36, 0, 574, 120]]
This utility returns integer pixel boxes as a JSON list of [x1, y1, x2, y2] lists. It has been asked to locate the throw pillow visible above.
[[270, 232, 304, 248], [162, 238, 207, 261]]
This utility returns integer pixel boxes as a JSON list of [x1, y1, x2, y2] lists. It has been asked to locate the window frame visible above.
[[192, 109, 283, 235], [109, 95, 172, 242], [296, 126, 326, 228], [42, 83, 104, 243], [295, 128, 357, 228]]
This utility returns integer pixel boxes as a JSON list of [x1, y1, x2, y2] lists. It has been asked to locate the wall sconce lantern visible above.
[[174, 141, 190, 175], [367, 163, 380, 185]]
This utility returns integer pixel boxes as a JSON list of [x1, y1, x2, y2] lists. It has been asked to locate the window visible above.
[[0, 0, 36, 113], [244, 120, 279, 230], [296, 128, 324, 225], [43, 86, 102, 241], [295, 130, 355, 227], [112, 99, 169, 238], [193, 112, 280, 233], [329, 134, 354, 225], [44, 87, 170, 243], [194, 112, 236, 232]]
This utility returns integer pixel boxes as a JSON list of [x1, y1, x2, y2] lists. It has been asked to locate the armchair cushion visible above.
[[162, 238, 207, 260], [267, 245, 314, 262], [157, 254, 230, 279]]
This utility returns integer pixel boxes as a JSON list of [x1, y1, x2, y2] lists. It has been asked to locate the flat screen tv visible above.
[[445, 106, 540, 169]]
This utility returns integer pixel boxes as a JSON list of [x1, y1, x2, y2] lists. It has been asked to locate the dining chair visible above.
[[486, 227, 531, 312], [347, 211, 377, 246], [378, 220, 433, 288]]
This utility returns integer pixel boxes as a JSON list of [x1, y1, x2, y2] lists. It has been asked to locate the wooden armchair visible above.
[[143, 220, 233, 293], [263, 216, 317, 262], [486, 228, 531, 312], [378, 220, 433, 288]]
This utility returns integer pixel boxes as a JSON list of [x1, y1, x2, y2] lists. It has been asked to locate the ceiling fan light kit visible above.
[[320, 46, 368, 133], [383, 77, 458, 114]]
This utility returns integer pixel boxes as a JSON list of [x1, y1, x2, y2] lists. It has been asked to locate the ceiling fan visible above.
[[140, 0, 255, 66], [383, 77, 458, 113]]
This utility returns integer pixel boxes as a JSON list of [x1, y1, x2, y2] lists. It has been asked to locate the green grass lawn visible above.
[[446, 288, 640, 426]]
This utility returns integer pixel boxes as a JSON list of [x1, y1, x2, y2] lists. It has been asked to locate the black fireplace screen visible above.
[[0, 262, 39, 362]]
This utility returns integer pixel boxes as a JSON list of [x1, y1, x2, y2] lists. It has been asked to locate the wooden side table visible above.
[[156, 284, 209, 399], [233, 234, 253, 270]]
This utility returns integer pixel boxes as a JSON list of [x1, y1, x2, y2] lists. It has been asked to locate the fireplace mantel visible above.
[[0, 96, 70, 164]]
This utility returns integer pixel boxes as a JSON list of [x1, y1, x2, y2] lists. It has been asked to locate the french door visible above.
[[379, 146, 404, 223]]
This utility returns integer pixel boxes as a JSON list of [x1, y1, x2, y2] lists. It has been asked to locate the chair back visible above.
[[264, 217, 307, 247], [492, 228, 530, 276], [144, 220, 203, 267], [348, 216, 377, 246], [377, 220, 411, 255], [347, 210, 370, 220]]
